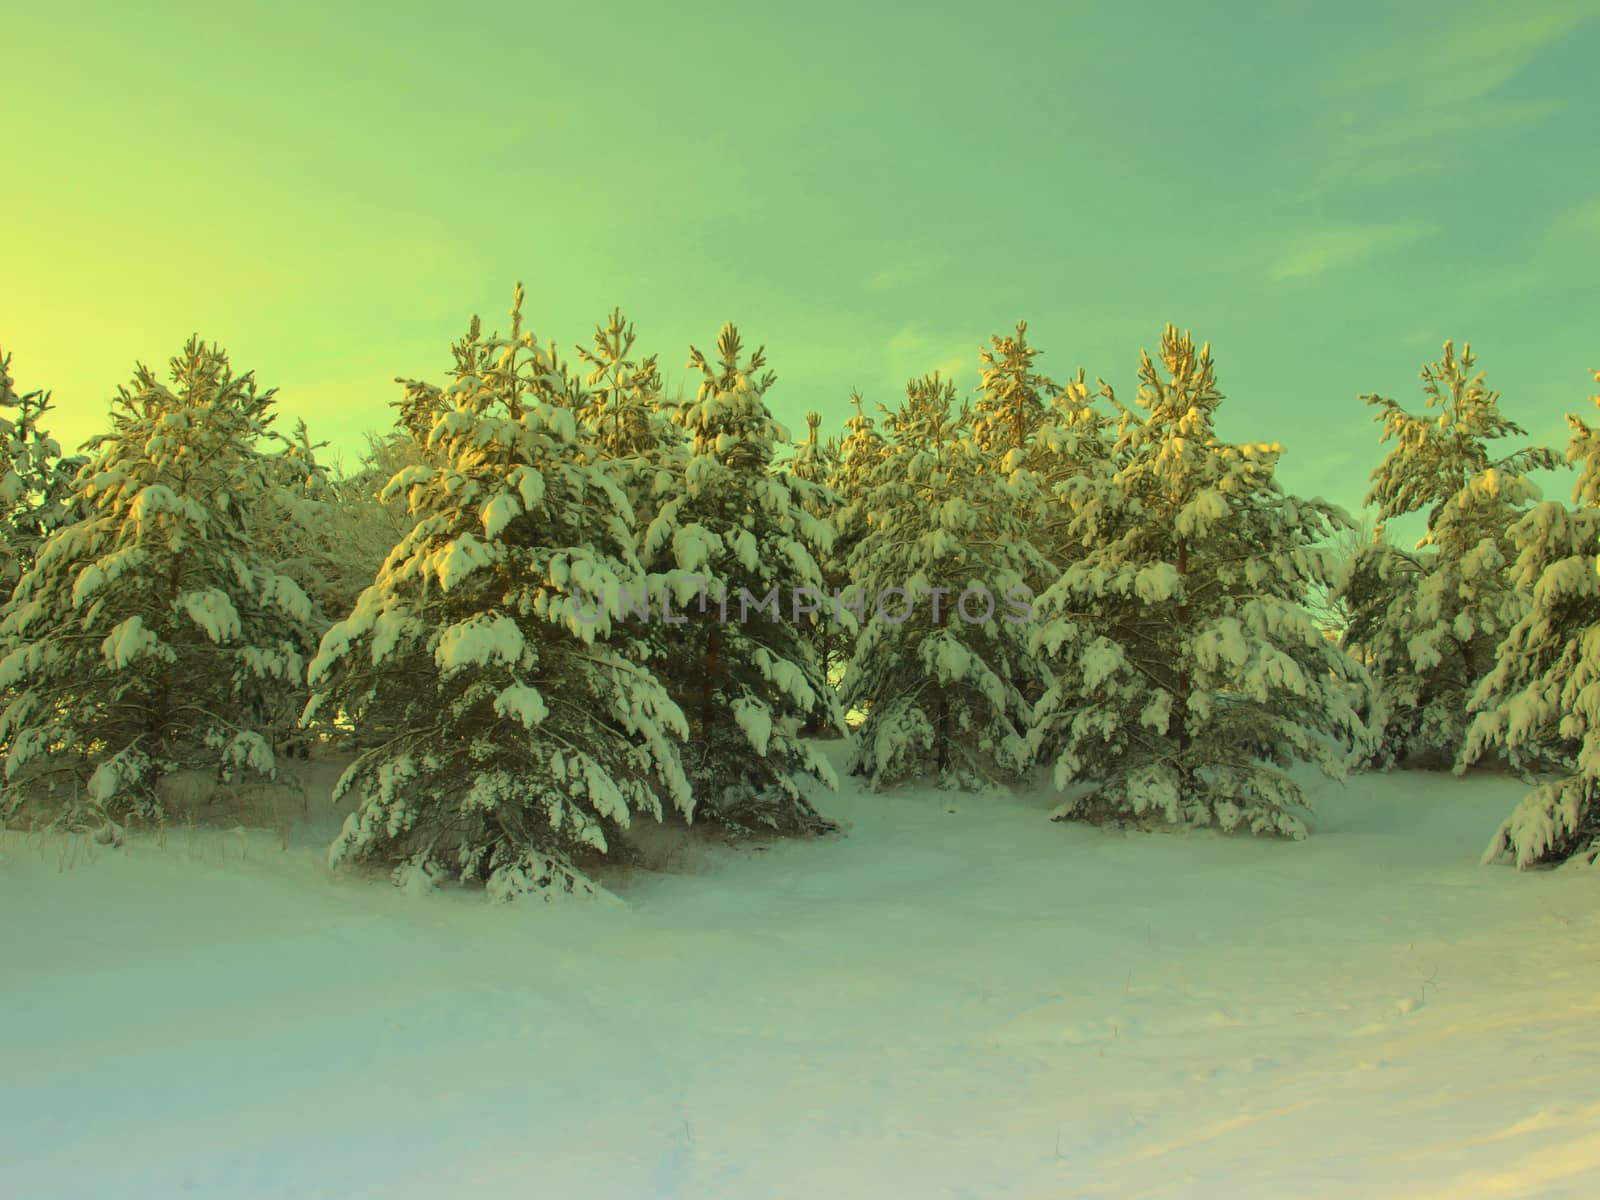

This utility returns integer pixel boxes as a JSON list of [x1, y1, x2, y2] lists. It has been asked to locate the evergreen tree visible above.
[[841, 372, 1045, 788], [221, 418, 342, 758], [830, 399, 888, 584], [305, 287, 693, 900], [1030, 366, 1121, 562], [790, 411, 834, 486], [569, 308, 689, 588], [569, 308, 710, 770], [967, 324, 1120, 729], [1335, 538, 1434, 764], [1462, 369, 1600, 868], [1028, 327, 1368, 836], [0, 339, 322, 825], [1343, 341, 1560, 767], [822, 393, 887, 729], [0, 348, 83, 604], [304, 432, 427, 636], [1009, 366, 1127, 770], [639, 323, 842, 832], [787, 410, 852, 729], [1304, 516, 1378, 643], [970, 321, 1056, 457], [574, 308, 683, 474], [833, 391, 889, 505]]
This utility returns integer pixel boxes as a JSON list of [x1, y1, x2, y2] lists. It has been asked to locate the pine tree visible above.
[[569, 308, 689, 588], [0, 339, 323, 826], [787, 410, 853, 730], [0, 348, 84, 604], [1344, 341, 1560, 768], [1335, 538, 1434, 764], [820, 393, 887, 730], [833, 391, 889, 504], [574, 308, 683, 474], [1029, 327, 1369, 836], [1462, 369, 1600, 868], [1304, 516, 1377, 643], [305, 287, 693, 900], [966, 325, 1123, 734], [841, 372, 1045, 788], [1007, 366, 1126, 772], [638, 323, 842, 832], [970, 321, 1056, 457], [301, 432, 425, 638], [1030, 366, 1120, 562], [251, 421, 343, 616], [220, 418, 342, 758], [568, 308, 709, 775]]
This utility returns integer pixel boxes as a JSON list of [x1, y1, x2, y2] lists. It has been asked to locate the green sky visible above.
[[5, 0, 1597, 523]]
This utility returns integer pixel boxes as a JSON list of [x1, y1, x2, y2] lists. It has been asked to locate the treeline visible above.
[[1, 292, 1595, 897]]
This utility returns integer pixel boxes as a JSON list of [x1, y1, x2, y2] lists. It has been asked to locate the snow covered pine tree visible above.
[[639, 323, 842, 832], [0, 340, 323, 828], [1462, 368, 1600, 868], [1028, 326, 1369, 837], [567, 309, 709, 753], [819, 392, 887, 730], [304, 287, 694, 900], [841, 372, 1044, 788], [787, 409, 854, 731], [965, 320, 1119, 737], [0, 347, 83, 606], [1342, 340, 1559, 768]]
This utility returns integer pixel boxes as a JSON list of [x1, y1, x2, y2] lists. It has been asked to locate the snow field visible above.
[[3, 746, 1598, 1199]]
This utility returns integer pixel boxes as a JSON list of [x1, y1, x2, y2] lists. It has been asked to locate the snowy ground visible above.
[[3, 748, 1599, 1200]]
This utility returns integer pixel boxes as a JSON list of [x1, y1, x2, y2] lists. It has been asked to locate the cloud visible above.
[[1317, 1, 1589, 108], [1296, 1, 1593, 187], [869, 326, 975, 398], [1393, 4, 1589, 107], [1314, 101, 1558, 187], [865, 256, 945, 292], [883, 326, 934, 355], [1556, 199, 1600, 238], [1267, 224, 1434, 282]]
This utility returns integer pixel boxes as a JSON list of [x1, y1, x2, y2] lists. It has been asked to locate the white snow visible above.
[[1134, 561, 1182, 604], [182, 588, 243, 644], [672, 523, 718, 575], [492, 682, 549, 729], [99, 614, 159, 668], [263, 574, 314, 625], [434, 614, 526, 672], [727, 527, 760, 573], [367, 608, 414, 667], [431, 532, 494, 592], [3, 749, 1599, 1199], [479, 491, 522, 540], [732, 697, 773, 755]]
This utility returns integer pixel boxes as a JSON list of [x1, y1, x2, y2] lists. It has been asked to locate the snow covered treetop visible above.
[[1363, 340, 1560, 539], [1568, 370, 1600, 511], [575, 307, 678, 461], [971, 320, 1057, 454], [1, 347, 82, 596], [393, 283, 582, 447], [1105, 326, 1282, 505], [675, 323, 790, 472]]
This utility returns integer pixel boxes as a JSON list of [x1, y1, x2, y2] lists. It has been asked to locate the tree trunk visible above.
[[1173, 536, 1193, 785], [936, 692, 950, 773], [701, 625, 720, 744]]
